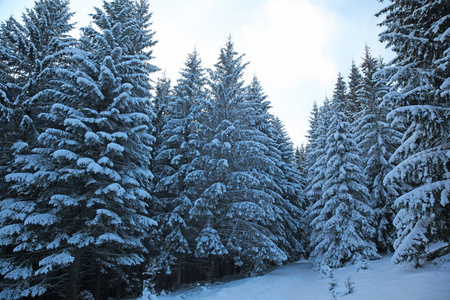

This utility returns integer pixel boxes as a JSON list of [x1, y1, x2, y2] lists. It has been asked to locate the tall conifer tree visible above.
[[378, 0, 450, 265], [305, 99, 332, 233], [347, 60, 364, 121], [271, 117, 306, 258], [0, 1, 77, 298], [294, 144, 307, 191], [152, 50, 208, 284], [353, 46, 402, 252], [152, 74, 172, 156], [187, 38, 288, 278], [309, 75, 378, 268], [0, 0, 76, 222], [0, 1, 158, 298]]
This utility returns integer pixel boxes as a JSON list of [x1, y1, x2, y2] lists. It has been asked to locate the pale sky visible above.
[[0, 0, 394, 146]]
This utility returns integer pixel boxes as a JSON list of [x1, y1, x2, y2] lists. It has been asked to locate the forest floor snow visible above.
[[152, 254, 450, 300]]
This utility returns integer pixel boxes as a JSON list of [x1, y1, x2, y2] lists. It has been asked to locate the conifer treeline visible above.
[[0, 0, 305, 298], [305, 47, 401, 268], [0, 0, 448, 299], [304, 0, 449, 270]]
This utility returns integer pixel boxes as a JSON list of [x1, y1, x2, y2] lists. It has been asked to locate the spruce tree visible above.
[[152, 74, 172, 156], [353, 46, 402, 252], [0, 0, 76, 224], [309, 75, 379, 268], [347, 60, 363, 121], [294, 144, 307, 191], [244, 76, 275, 137], [245, 77, 306, 263], [332, 73, 353, 121], [152, 50, 208, 285], [304, 101, 321, 192], [0, 1, 76, 298], [187, 38, 288, 277], [272, 118, 304, 208], [271, 117, 306, 258], [0, 1, 158, 298], [305, 99, 332, 234], [378, 0, 450, 265], [0, 0, 75, 117]]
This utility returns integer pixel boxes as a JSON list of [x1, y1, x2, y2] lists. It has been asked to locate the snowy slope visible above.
[[155, 254, 450, 300]]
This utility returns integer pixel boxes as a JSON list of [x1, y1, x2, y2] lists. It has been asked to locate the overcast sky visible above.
[[0, 0, 394, 146]]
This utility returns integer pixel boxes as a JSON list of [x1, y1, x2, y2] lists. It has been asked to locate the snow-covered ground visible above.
[[154, 254, 450, 300]]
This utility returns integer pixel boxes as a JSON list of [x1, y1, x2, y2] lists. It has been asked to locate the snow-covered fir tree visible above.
[[152, 74, 172, 156], [271, 117, 306, 258], [0, 0, 76, 225], [333, 72, 353, 120], [0, 0, 158, 299], [304, 101, 320, 176], [152, 50, 208, 285], [4, 0, 440, 295], [0, 0, 75, 121], [244, 77, 306, 263], [377, 0, 450, 265], [272, 117, 304, 209], [309, 75, 379, 268], [0, 0, 77, 298], [194, 223, 228, 282], [294, 144, 307, 191], [244, 76, 275, 137], [187, 38, 289, 278], [295, 144, 306, 172], [347, 60, 363, 121], [304, 98, 332, 237], [353, 46, 403, 252]]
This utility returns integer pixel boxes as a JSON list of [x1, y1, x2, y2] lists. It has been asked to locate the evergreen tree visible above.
[[152, 74, 172, 155], [309, 75, 379, 268], [272, 117, 304, 208], [0, 1, 77, 298], [0, 0, 76, 226], [0, 0, 75, 118], [0, 1, 158, 298], [304, 99, 332, 229], [152, 50, 208, 285], [245, 77, 306, 262], [333, 72, 349, 117], [347, 60, 363, 121], [294, 144, 307, 190], [305, 102, 320, 147], [353, 46, 402, 252], [194, 223, 228, 282], [271, 117, 306, 258], [377, 0, 450, 265], [244, 76, 275, 138], [304, 101, 320, 184], [187, 38, 288, 278]]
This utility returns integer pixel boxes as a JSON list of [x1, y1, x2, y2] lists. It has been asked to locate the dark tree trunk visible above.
[[209, 256, 215, 283], [115, 280, 122, 300], [94, 265, 102, 300], [176, 255, 182, 286], [66, 249, 82, 300]]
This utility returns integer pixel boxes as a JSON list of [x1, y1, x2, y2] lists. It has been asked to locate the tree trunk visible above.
[[176, 255, 182, 286], [66, 249, 82, 300], [94, 265, 102, 300], [209, 256, 215, 283], [115, 280, 121, 300]]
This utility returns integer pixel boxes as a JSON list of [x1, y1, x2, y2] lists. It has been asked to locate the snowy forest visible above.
[[0, 0, 449, 299]]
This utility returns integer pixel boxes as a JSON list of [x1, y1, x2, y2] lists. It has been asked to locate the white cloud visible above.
[[1, 0, 392, 146], [239, 0, 339, 145], [241, 0, 338, 89], [149, 0, 223, 82], [0, 0, 33, 19]]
